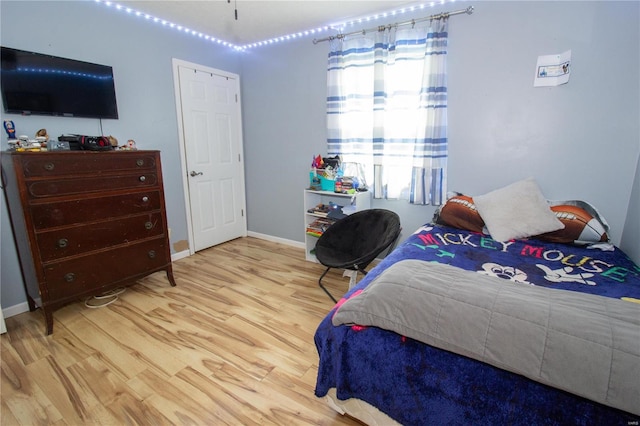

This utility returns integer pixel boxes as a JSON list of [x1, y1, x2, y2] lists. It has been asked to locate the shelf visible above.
[[307, 213, 329, 218], [304, 189, 371, 262], [305, 189, 358, 197]]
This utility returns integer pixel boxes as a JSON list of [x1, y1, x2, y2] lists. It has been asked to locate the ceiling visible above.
[[113, 1, 436, 48]]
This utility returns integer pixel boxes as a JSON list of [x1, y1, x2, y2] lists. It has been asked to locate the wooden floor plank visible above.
[[53, 315, 148, 383], [1, 340, 63, 425], [22, 355, 93, 424], [103, 391, 171, 425], [1, 237, 360, 425]]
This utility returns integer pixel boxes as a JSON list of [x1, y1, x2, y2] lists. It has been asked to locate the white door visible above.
[[176, 62, 247, 252]]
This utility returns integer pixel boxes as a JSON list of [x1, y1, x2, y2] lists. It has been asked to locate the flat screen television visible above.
[[1, 46, 118, 119]]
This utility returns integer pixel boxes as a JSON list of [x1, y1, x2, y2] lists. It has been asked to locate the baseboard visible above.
[[2, 301, 30, 318], [171, 249, 191, 262], [247, 231, 304, 249]]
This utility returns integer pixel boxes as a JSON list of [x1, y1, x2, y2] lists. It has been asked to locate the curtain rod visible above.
[[313, 5, 474, 44]]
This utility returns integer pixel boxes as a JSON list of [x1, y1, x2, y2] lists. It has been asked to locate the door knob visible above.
[[190, 171, 203, 177]]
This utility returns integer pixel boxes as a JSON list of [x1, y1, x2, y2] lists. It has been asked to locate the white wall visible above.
[[241, 0, 640, 250], [0, 0, 241, 310], [447, 1, 639, 246], [1, 1, 639, 313], [620, 152, 640, 262]]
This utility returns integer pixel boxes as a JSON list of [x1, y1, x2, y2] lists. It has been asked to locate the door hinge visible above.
[[235, 94, 238, 103], [238, 153, 241, 162], [241, 209, 244, 217]]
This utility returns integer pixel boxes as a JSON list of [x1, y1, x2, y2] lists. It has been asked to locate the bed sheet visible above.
[[314, 224, 640, 425]]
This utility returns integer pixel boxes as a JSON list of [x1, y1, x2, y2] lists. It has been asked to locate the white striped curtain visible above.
[[326, 18, 449, 205]]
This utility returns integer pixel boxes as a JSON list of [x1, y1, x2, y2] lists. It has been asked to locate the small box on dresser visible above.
[[1, 150, 177, 334]]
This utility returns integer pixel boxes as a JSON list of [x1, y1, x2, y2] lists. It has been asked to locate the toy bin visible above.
[[321, 176, 335, 191], [310, 171, 335, 191]]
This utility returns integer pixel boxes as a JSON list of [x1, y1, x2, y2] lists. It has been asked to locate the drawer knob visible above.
[[64, 273, 75, 282], [148, 250, 156, 259], [44, 163, 55, 171], [145, 221, 153, 230], [57, 238, 68, 248], [139, 176, 146, 182], [142, 196, 149, 203], [136, 159, 144, 167]]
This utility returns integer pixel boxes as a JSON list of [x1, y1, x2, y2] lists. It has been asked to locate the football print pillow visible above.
[[434, 193, 485, 233], [536, 200, 609, 244], [434, 190, 609, 246]]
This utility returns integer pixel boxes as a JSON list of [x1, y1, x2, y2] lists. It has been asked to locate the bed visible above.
[[314, 179, 640, 425]]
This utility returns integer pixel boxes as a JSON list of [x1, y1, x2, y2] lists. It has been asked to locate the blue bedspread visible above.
[[314, 224, 640, 425]]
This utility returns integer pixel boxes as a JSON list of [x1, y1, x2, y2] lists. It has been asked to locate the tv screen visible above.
[[1, 47, 118, 119]]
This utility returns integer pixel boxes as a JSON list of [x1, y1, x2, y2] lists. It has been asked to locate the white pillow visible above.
[[473, 178, 564, 242]]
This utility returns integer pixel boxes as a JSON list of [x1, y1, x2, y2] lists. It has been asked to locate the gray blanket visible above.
[[332, 259, 640, 415]]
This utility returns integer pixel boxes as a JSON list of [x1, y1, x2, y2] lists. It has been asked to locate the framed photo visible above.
[[47, 141, 70, 151]]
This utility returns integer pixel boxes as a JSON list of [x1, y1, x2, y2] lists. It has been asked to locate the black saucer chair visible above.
[[315, 208, 401, 302]]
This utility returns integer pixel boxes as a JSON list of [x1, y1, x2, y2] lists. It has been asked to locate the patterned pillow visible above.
[[537, 201, 609, 244], [434, 184, 609, 245], [434, 193, 484, 233]]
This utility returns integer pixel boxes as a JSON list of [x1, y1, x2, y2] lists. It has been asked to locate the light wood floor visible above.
[[1, 237, 363, 425]]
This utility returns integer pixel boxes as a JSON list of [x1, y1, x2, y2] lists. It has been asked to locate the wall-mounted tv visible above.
[[1, 46, 118, 119]]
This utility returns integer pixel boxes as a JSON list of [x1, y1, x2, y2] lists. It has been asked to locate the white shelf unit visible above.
[[304, 189, 371, 262]]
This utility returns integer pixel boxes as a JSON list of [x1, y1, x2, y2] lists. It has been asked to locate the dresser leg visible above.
[[166, 267, 177, 287], [44, 309, 54, 335]]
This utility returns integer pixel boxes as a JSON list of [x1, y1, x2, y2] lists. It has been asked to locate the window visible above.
[[326, 18, 449, 205]]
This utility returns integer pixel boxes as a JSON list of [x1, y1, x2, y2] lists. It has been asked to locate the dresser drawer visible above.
[[31, 191, 162, 230], [21, 153, 157, 177], [3, 150, 174, 335], [37, 212, 165, 262], [28, 173, 158, 198], [43, 238, 169, 301]]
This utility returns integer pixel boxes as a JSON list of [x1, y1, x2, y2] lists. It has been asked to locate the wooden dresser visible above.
[[1, 150, 176, 334]]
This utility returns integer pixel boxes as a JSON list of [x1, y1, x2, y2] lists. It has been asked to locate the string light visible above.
[[93, 0, 464, 52], [15, 67, 112, 80], [94, 0, 240, 50]]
